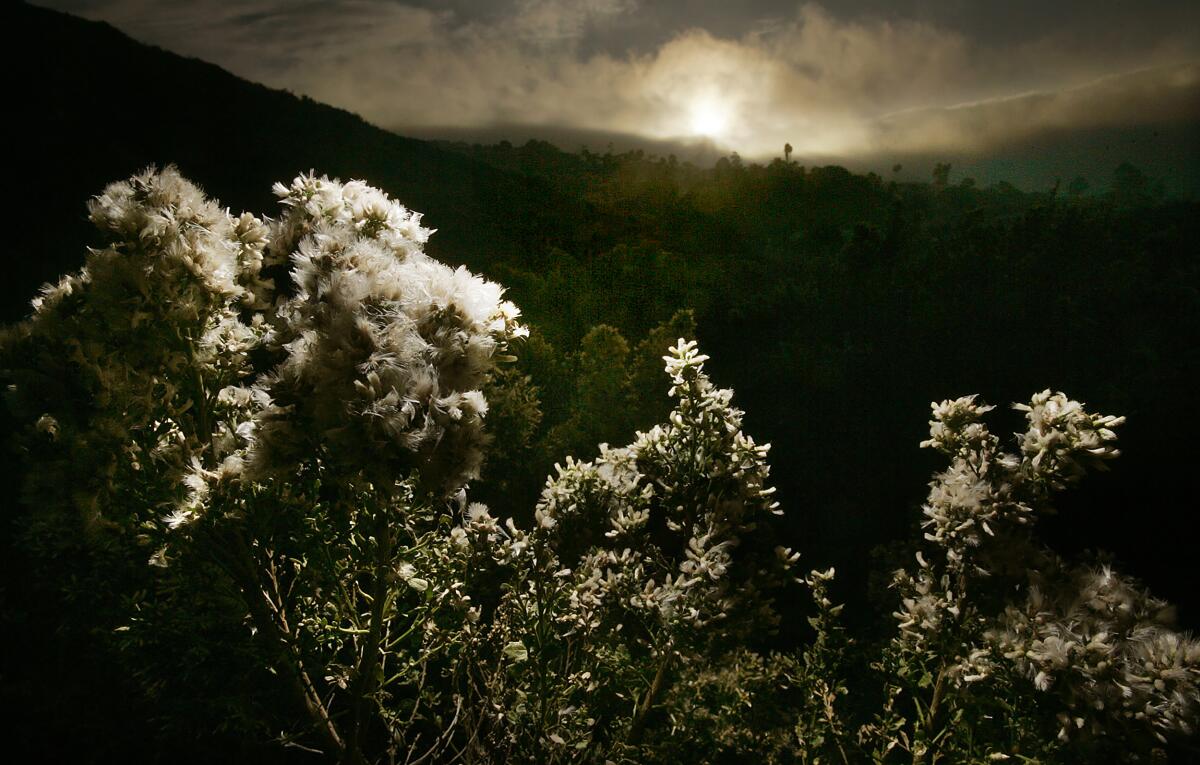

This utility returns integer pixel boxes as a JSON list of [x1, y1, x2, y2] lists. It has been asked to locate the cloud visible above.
[[506, 0, 639, 45], [36, 0, 1200, 159], [868, 63, 1200, 156]]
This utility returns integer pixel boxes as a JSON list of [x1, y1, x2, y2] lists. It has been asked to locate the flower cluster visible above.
[[914, 389, 1125, 585], [85, 166, 271, 308], [993, 561, 1200, 745], [6, 167, 527, 531], [535, 339, 792, 636], [250, 173, 526, 496], [3, 167, 269, 527], [1014, 389, 1124, 489]]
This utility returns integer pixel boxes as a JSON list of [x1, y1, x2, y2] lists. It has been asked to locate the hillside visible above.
[[4, 1, 606, 322]]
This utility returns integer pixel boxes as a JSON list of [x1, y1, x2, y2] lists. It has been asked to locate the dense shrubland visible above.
[[2, 170, 1196, 763]]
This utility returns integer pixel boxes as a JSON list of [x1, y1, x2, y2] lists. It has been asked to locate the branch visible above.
[[210, 527, 346, 758]]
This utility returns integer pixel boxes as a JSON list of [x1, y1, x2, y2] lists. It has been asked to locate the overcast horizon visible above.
[[32, 1, 1200, 166]]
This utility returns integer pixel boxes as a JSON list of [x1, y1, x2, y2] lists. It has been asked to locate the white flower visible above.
[[248, 174, 525, 495]]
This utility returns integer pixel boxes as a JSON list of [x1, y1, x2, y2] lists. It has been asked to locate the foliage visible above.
[[4, 170, 1197, 764]]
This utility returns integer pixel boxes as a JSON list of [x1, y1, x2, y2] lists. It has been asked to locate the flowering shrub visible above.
[[2, 169, 802, 762], [444, 338, 800, 761], [863, 392, 1199, 763], [3, 168, 527, 761], [3, 169, 1196, 763]]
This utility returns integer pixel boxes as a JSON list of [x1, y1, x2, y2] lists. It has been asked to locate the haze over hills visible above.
[[28, 0, 1200, 193], [10, 0, 1195, 294], [403, 60, 1200, 196], [423, 120, 1200, 196], [409, 124, 732, 167]]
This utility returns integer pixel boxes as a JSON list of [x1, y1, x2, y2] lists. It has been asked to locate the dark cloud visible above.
[[32, 0, 1200, 159]]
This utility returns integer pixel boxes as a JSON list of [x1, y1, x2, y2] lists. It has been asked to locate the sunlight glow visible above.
[[688, 98, 729, 139]]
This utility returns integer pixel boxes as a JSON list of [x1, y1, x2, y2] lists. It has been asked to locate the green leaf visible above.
[[503, 641, 528, 663]]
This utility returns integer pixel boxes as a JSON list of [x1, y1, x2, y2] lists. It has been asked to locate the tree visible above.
[[1067, 176, 1090, 198], [931, 162, 952, 190], [1111, 162, 1162, 206]]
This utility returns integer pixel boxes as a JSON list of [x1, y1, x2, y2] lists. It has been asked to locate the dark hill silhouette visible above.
[[4, 1, 604, 321]]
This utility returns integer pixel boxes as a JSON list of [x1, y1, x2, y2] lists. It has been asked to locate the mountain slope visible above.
[[5, 1, 598, 321]]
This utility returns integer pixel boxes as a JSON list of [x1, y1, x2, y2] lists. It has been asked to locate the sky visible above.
[[34, 0, 1200, 161]]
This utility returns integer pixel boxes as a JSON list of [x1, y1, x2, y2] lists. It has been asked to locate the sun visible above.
[[688, 97, 729, 139]]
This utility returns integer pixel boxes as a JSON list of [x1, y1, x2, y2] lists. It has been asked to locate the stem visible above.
[[346, 511, 396, 764], [180, 330, 213, 454], [534, 568, 549, 740], [627, 640, 673, 746], [822, 681, 851, 765], [193, 366, 211, 447], [912, 665, 948, 765]]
